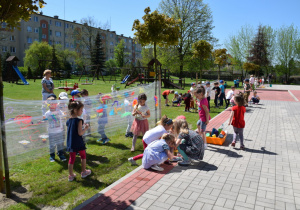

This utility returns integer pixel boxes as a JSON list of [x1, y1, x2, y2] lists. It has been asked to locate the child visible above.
[[124, 92, 134, 138], [97, 93, 110, 144], [71, 89, 81, 100], [237, 78, 240, 88], [44, 95, 66, 162], [142, 133, 175, 171], [190, 83, 196, 110], [42, 70, 54, 115], [162, 90, 174, 106], [66, 99, 91, 181], [131, 93, 150, 152], [234, 79, 237, 88], [254, 78, 258, 89], [128, 115, 173, 165], [195, 87, 210, 149], [244, 79, 252, 106], [183, 91, 191, 112], [205, 82, 211, 111], [212, 82, 221, 108], [58, 92, 69, 114], [219, 80, 225, 106], [172, 91, 181, 106], [81, 89, 92, 135], [228, 93, 246, 150], [262, 77, 264, 85], [225, 86, 235, 108], [251, 91, 260, 104], [173, 118, 204, 166]]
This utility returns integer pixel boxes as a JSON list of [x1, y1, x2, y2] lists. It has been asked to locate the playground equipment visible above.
[[55, 79, 78, 92], [5, 56, 29, 85], [81, 77, 93, 85]]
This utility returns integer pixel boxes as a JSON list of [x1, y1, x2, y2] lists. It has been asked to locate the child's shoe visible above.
[[240, 145, 245, 150], [50, 153, 55, 162], [125, 133, 131, 138], [164, 159, 172, 165], [231, 142, 236, 147], [178, 159, 191, 166], [97, 138, 102, 142], [151, 164, 164, 171], [102, 138, 110, 144], [204, 143, 207, 149], [128, 132, 134, 138], [59, 154, 67, 162], [128, 157, 138, 166], [81, 169, 92, 178], [68, 174, 76, 182]]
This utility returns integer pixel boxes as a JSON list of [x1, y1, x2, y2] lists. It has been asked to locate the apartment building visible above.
[[0, 13, 142, 67]]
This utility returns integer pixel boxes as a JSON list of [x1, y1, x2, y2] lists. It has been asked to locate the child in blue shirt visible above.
[[219, 80, 225, 107]]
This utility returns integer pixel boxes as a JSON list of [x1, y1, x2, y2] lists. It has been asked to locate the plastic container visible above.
[[206, 131, 227, 145]]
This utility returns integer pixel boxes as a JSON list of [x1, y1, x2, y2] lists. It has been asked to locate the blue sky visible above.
[[41, 0, 300, 47]]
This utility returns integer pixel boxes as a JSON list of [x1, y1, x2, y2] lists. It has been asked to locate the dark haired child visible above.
[[128, 115, 173, 165], [44, 96, 66, 162], [66, 99, 91, 181], [251, 91, 260, 104], [219, 80, 225, 106], [244, 79, 252, 106], [205, 82, 211, 111], [228, 94, 246, 150], [195, 87, 211, 149], [183, 91, 192, 112], [212, 82, 221, 108], [130, 93, 150, 151]]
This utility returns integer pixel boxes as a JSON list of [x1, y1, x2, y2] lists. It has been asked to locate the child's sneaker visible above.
[[128, 157, 137, 166], [204, 143, 207, 149], [59, 154, 67, 162], [68, 174, 76, 182], [231, 142, 236, 147], [151, 164, 164, 171], [102, 138, 110, 144], [97, 138, 102, 142], [125, 133, 131, 138], [240, 145, 245, 150], [81, 169, 91, 178], [170, 157, 183, 162], [178, 159, 191, 166], [50, 153, 55, 162]]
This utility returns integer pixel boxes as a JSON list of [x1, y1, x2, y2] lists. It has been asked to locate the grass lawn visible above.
[[1, 76, 236, 209]]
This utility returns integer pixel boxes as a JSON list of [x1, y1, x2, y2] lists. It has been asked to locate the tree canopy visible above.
[[213, 48, 228, 80], [114, 39, 128, 67]]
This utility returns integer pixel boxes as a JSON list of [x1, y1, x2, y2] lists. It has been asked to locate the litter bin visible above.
[[270, 84, 272, 87]]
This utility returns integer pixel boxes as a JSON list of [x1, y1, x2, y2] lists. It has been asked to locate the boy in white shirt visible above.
[[225, 86, 235, 108]]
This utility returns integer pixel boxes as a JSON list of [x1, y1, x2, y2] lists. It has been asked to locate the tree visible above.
[[24, 41, 52, 76], [91, 32, 106, 80], [247, 25, 270, 77], [132, 7, 180, 121], [114, 39, 128, 67], [141, 47, 154, 66], [0, 0, 46, 197], [27, 66, 33, 79], [159, 0, 216, 83], [276, 24, 299, 83], [192, 40, 212, 83], [51, 44, 60, 73], [243, 62, 260, 75], [213, 48, 228, 80]]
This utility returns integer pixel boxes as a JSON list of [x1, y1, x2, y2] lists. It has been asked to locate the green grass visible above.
[[2, 76, 229, 209]]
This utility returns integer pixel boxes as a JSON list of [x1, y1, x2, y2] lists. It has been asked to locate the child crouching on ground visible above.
[[142, 133, 175, 171], [251, 91, 260, 104]]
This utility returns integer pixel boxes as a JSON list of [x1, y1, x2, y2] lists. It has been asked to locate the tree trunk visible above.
[[195, 72, 198, 85]]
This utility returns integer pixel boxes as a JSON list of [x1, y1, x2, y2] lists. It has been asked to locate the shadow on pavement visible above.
[[207, 145, 243, 158], [244, 147, 277, 155]]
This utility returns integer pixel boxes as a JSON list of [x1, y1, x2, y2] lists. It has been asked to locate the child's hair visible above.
[[179, 93, 182, 95], [170, 90, 175, 94], [173, 119, 189, 135], [68, 99, 84, 115], [231, 86, 235, 89], [138, 93, 147, 101], [253, 90, 257, 94], [160, 115, 173, 126], [161, 133, 175, 146], [214, 82, 219, 85], [195, 86, 205, 95], [43, 69, 51, 76], [234, 93, 245, 106], [81, 89, 89, 96]]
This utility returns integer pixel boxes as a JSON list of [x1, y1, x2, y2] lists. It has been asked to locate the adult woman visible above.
[[41, 69, 54, 114], [173, 118, 205, 166]]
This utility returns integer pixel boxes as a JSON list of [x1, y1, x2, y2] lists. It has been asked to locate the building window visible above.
[[65, 34, 68, 38], [34, 16, 38, 22], [49, 20, 52, 25], [49, 40, 52, 45], [49, 30, 52, 35], [129, 39, 131, 43], [10, 47, 16, 53], [110, 41, 113, 45], [27, 26, 32, 32], [34, 38, 39, 42], [27, 37, 32, 43], [34, 28, 39, 33], [65, 23, 69, 28], [110, 34, 113, 38], [2, 46, 7, 52], [42, 34, 47, 39], [10, 35, 15, 41], [124, 39, 127, 43], [55, 31, 61, 37], [55, 21, 61, 27], [70, 44, 74, 48], [66, 43, 69, 48], [70, 25, 73, 29], [42, 23, 46, 28]]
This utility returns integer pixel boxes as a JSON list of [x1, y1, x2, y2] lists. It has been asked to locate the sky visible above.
[[41, 0, 300, 47]]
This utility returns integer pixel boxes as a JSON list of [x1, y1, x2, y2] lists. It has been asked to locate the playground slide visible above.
[[121, 74, 130, 84], [164, 79, 184, 90], [12, 65, 29, 85], [127, 76, 140, 86]]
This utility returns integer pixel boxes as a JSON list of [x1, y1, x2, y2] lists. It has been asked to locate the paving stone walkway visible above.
[[76, 89, 300, 210]]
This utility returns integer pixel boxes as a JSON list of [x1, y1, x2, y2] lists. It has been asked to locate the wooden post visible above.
[[0, 55, 11, 197], [0, 56, 5, 192]]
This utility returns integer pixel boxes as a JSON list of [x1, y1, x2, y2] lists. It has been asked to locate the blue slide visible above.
[[12, 65, 29, 85], [121, 74, 130, 84]]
